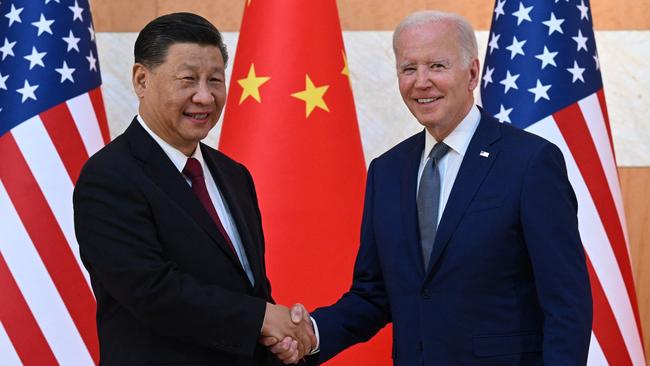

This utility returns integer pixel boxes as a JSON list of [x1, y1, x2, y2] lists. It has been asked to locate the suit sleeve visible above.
[[520, 142, 592, 364], [73, 161, 266, 357], [310, 160, 392, 363]]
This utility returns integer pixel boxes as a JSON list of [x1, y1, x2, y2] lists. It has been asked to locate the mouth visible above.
[[183, 112, 211, 121], [416, 96, 443, 104]]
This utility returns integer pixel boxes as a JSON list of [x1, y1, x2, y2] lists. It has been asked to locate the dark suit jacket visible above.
[[74, 119, 277, 365], [310, 109, 592, 365]]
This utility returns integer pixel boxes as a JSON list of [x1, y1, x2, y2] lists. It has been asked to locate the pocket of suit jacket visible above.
[[472, 331, 542, 357]]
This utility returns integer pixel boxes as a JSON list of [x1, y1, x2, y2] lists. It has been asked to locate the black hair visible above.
[[134, 12, 228, 68]]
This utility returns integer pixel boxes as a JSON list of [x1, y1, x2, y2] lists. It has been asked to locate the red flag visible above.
[[219, 1, 391, 364]]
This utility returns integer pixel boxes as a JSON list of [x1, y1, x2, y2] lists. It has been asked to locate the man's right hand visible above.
[[260, 303, 316, 364]]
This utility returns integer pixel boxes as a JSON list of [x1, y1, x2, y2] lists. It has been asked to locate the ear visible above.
[[132, 63, 148, 99], [468, 58, 480, 91]]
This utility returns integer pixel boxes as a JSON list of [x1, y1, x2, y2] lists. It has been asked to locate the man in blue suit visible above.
[[268, 9, 593, 366]]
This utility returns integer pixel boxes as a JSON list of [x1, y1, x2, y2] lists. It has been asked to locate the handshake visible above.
[[260, 302, 317, 364]]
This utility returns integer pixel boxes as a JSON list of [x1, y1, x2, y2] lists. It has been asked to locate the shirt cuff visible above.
[[308, 316, 320, 354]]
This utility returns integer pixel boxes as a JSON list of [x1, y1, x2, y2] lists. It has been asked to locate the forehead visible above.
[[394, 21, 459, 60], [161, 42, 224, 69]]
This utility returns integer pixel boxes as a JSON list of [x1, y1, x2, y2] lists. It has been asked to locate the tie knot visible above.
[[428, 142, 450, 161], [183, 157, 204, 180]]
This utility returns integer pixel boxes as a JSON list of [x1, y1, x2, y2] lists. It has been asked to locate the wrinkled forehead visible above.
[[394, 24, 460, 61]]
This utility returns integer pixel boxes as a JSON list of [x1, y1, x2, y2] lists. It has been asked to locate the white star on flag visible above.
[[506, 36, 526, 60], [0, 72, 9, 90], [577, 0, 589, 21], [542, 12, 564, 35], [567, 60, 585, 83], [593, 53, 600, 70], [500, 70, 520, 93], [88, 24, 95, 41], [55, 61, 76, 83], [483, 66, 494, 88], [62, 30, 81, 52], [512, 2, 533, 26], [31, 13, 55, 36], [0, 37, 16, 60], [494, 0, 506, 20], [527, 79, 551, 102], [494, 104, 513, 123], [488, 33, 500, 54], [5, 4, 23, 27], [572, 29, 589, 51], [69, 0, 84, 22], [86, 50, 97, 71], [535, 46, 558, 69], [24, 47, 47, 69], [16, 79, 39, 102]]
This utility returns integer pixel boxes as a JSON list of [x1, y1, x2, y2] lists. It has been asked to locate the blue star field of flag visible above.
[[0, 0, 101, 137], [481, 0, 602, 129]]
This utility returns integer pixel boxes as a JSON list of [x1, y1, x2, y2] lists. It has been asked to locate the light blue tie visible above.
[[417, 142, 450, 269]]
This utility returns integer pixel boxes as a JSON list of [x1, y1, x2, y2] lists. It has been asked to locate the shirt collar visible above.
[[423, 105, 481, 159], [136, 114, 204, 173]]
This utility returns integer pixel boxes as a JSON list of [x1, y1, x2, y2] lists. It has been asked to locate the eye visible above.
[[401, 67, 416, 75]]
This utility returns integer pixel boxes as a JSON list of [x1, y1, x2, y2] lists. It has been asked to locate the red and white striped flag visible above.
[[0, 0, 106, 364], [481, 0, 645, 364]]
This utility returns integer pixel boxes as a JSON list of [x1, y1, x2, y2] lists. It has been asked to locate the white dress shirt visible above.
[[137, 115, 255, 285], [416, 105, 481, 223]]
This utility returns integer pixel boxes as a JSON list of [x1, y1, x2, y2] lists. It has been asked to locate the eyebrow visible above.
[[177, 63, 224, 73]]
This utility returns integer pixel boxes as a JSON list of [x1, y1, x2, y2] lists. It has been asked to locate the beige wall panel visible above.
[[620, 167, 650, 359], [591, 0, 650, 30], [156, 0, 245, 32], [89, 0, 157, 32], [336, 0, 427, 31], [90, 0, 650, 32]]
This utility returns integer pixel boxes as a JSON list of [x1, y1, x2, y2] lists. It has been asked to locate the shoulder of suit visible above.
[[494, 120, 556, 153], [374, 131, 423, 162]]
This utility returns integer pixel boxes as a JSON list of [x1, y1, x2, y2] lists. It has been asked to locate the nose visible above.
[[192, 82, 215, 105], [414, 67, 432, 89]]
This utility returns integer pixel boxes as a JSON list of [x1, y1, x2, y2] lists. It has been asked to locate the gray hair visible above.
[[392, 10, 478, 66]]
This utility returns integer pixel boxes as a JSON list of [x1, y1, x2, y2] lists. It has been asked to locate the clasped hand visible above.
[[260, 302, 316, 364]]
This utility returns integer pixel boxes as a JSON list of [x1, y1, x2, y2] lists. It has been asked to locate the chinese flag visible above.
[[219, 0, 391, 364]]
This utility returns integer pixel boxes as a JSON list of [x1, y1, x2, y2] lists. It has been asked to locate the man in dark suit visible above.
[[73, 13, 314, 365], [268, 10, 592, 366]]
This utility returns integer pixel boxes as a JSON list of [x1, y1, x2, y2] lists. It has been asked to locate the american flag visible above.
[[481, 0, 645, 364], [0, 0, 107, 364]]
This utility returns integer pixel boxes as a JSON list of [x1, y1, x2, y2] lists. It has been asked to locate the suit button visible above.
[[421, 290, 431, 299]]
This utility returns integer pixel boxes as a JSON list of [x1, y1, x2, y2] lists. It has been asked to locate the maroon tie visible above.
[[183, 157, 236, 254]]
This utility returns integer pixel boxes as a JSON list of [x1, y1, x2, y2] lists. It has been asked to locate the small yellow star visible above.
[[341, 50, 349, 77], [237, 63, 270, 104], [291, 74, 330, 118]]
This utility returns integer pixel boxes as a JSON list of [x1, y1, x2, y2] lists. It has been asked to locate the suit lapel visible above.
[[425, 112, 501, 279], [400, 132, 427, 278], [202, 145, 263, 289], [125, 120, 244, 272]]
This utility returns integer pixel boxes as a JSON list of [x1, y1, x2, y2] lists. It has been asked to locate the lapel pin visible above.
[[480, 151, 490, 158]]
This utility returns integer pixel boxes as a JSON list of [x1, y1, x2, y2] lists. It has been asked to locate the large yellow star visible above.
[[237, 63, 270, 104], [341, 50, 349, 77], [291, 74, 329, 117]]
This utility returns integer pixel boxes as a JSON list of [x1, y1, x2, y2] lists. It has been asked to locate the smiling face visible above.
[[395, 20, 479, 140], [133, 42, 226, 156]]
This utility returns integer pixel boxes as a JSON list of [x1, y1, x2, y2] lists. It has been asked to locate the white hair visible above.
[[392, 10, 478, 66]]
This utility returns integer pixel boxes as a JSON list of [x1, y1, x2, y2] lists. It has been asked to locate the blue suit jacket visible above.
[[311, 109, 592, 365]]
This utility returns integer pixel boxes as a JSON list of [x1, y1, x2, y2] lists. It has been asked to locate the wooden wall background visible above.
[[89, 0, 650, 358]]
